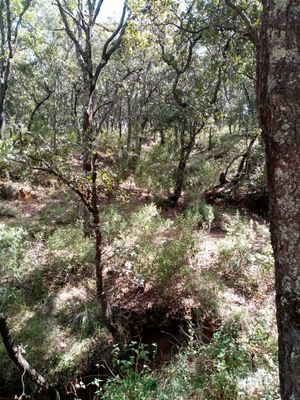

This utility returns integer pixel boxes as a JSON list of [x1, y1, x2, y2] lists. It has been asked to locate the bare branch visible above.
[[55, 0, 85, 61], [25, 155, 94, 213], [93, 0, 105, 25], [27, 88, 52, 131], [93, 0, 128, 86]]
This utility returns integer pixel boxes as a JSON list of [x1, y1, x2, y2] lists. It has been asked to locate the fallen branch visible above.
[[0, 313, 60, 400]]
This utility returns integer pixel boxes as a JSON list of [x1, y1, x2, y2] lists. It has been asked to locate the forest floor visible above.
[[0, 176, 279, 399]]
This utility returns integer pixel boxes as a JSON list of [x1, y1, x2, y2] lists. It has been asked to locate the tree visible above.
[[151, 1, 228, 205], [0, 0, 33, 135], [55, 0, 128, 173], [258, 1, 300, 398]]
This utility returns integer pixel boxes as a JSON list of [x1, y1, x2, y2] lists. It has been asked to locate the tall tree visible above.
[[258, 1, 300, 398], [55, 0, 128, 172], [0, 0, 33, 135]]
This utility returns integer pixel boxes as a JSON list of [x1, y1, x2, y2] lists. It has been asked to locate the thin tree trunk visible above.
[[169, 130, 194, 206], [159, 129, 165, 145], [91, 154, 108, 320], [126, 95, 132, 152], [258, 2, 300, 398], [208, 128, 213, 150]]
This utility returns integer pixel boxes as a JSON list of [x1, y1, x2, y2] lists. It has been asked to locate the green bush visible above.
[[47, 226, 94, 268], [186, 157, 221, 201], [154, 238, 193, 287], [110, 204, 194, 290], [0, 204, 17, 217], [217, 213, 273, 295], [39, 202, 78, 225], [0, 223, 28, 279], [100, 205, 127, 240], [194, 323, 251, 399], [182, 200, 214, 230], [118, 204, 195, 289], [135, 143, 176, 195], [97, 342, 158, 400]]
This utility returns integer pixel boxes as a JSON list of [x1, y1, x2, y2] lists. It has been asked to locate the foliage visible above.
[[39, 202, 78, 226], [47, 226, 94, 268], [194, 322, 250, 399], [182, 200, 214, 230], [0, 0, 279, 398], [0, 204, 17, 217], [135, 143, 177, 195], [95, 341, 157, 400], [0, 223, 28, 279], [115, 204, 195, 290], [100, 205, 127, 241], [95, 319, 278, 400], [217, 213, 274, 295]]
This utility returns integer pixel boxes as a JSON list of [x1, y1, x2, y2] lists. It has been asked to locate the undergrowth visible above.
[[0, 184, 278, 400]]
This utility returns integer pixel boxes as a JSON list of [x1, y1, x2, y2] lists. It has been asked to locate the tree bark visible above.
[[258, 1, 300, 398]]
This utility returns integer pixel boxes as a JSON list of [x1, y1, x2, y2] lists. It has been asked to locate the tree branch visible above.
[[93, 0, 128, 86], [0, 314, 60, 399], [224, 0, 258, 46]]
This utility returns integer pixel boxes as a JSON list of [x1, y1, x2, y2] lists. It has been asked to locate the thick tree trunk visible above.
[[258, 2, 300, 398]]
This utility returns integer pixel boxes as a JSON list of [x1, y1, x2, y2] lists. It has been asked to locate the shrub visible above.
[[0, 204, 17, 218], [217, 213, 273, 296], [0, 223, 28, 279], [182, 200, 214, 230], [186, 157, 221, 201], [39, 202, 78, 226], [135, 143, 176, 195], [47, 226, 94, 268], [97, 342, 158, 400], [100, 205, 127, 241], [153, 238, 193, 287], [194, 322, 251, 400], [110, 204, 194, 291]]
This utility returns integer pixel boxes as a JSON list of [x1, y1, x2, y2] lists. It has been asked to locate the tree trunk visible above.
[[126, 95, 132, 152], [169, 130, 194, 206], [208, 127, 213, 150], [91, 154, 108, 321], [159, 129, 165, 145], [82, 86, 94, 173], [170, 154, 187, 205], [0, 63, 10, 136], [0, 94, 5, 134], [258, 2, 300, 398]]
